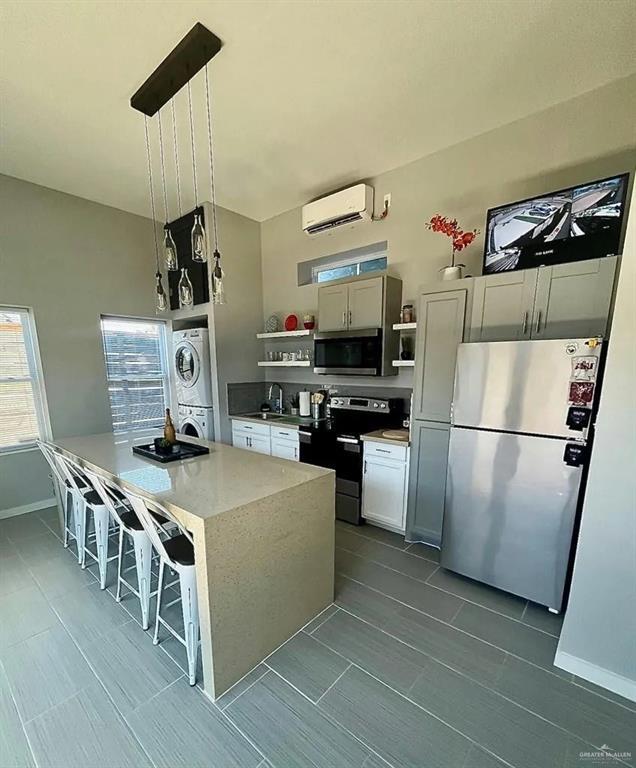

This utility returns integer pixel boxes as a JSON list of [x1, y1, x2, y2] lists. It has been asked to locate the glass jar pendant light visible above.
[[191, 213, 207, 262], [155, 271, 167, 311], [212, 249, 225, 304], [178, 267, 194, 308], [163, 226, 178, 270], [144, 115, 167, 313]]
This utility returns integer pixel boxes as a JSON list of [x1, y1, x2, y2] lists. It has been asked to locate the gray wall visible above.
[[554, 186, 636, 702], [260, 75, 636, 391], [0, 174, 157, 513], [206, 204, 264, 444]]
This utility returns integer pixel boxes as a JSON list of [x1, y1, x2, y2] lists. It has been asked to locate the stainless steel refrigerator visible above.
[[441, 337, 603, 612]]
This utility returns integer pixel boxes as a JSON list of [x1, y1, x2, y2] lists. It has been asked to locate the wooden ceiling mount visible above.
[[130, 23, 223, 117]]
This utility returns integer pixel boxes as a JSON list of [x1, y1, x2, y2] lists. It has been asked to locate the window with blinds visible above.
[[0, 308, 48, 451], [100, 317, 170, 434]]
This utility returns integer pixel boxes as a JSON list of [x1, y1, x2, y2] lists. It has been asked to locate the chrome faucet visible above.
[[267, 382, 284, 413]]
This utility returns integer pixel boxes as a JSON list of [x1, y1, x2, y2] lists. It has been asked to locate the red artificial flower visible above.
[[427, 214, 480, 253]]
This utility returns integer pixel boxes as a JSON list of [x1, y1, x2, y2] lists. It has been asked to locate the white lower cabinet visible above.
[[362, 441, 409, 533], [231, 420, 299, 461], [271, 437, 299, 461]]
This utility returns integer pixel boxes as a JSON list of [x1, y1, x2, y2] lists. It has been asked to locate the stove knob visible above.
[[380, 403, 386, 409], [373, 402, 379, 408]]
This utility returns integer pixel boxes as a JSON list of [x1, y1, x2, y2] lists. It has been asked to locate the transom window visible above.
[[0, 307, 49, 451], [297, 241, 388, 286], [100, 316, 170, 434]]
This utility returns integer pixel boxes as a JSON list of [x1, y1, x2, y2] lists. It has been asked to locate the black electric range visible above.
[[299, 396, 404, 525]]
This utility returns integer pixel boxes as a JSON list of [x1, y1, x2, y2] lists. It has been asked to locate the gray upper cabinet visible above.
[[532, 256, 617, 340], [412, 287, 468, 423], [348, 277, 384, 329], [317, 275, 396, 333], [470, 269, 538, 342], [469, 257, 617, 343], [317, 284, 349, 331]]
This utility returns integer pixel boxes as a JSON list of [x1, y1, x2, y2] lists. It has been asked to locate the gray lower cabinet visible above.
[[405, 421, 450, 546], [470, 269, 538, 341], [532, 256, 617, 339], [411, 286, 469, 423], [470, 257, 617, 342]]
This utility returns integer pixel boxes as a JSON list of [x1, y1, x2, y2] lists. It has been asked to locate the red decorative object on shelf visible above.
[[284, 314, 298, 331]]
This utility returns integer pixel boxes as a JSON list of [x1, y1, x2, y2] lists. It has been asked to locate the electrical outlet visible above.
[[383, 193, 391, 210]]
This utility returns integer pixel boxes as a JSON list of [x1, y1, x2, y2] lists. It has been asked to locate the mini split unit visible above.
[[302, 184, 374, 235]]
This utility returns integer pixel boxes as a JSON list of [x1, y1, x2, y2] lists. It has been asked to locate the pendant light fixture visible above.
[[187, 82, 208, 263], [144, 116, 167, 312], [158, 109, 178, 271], [131, 23, 224, 309], [205, 64, 225, 304], [178, 266, 194, 308]]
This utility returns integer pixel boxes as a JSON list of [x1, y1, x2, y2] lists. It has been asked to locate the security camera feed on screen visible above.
[[483, 174, 628, 274]]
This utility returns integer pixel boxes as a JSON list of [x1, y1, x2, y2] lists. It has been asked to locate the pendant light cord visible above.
[[171, 98, 183, 217], [187, 81, 199, 208], [157, 109, 170, 223], [204, 64, 220, 253], [144, 116, 160, 272]]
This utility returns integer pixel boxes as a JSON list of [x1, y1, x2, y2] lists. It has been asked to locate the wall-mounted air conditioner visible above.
[[302, 184, 373, 236]]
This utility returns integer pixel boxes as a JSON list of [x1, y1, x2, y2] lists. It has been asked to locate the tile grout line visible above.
[[315, 663, 352, 704], [259, 665, 398, 768], [338, 538, 563, 638], [337, 549, 561, 638], [335, 574, 570, 685], [307, 606, 341, 636], [44, 592, 160, 768], [215, 667, 270, 711], [331, 601, 635, 766], [0, 656, 41, 768]]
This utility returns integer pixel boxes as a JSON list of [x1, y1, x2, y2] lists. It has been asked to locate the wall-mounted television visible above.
[[483, 173, 629, 275]]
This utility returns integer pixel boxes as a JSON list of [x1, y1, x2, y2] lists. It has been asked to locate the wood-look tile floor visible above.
[[1, 509, 634, 768]]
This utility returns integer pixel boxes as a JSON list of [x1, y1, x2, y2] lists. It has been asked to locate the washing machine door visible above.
[[174, 342, 200, 389], [180, 418, 203, 439]]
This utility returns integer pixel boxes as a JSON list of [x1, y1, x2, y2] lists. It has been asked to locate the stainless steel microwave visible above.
[[314, 329, 393, 376]]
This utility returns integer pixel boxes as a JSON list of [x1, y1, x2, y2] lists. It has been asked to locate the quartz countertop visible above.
[[361, 428, 411, 446], [52, 431, 333, 522]]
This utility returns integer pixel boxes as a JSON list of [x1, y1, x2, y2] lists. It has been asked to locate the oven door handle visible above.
[[336, 436, 360, 445]]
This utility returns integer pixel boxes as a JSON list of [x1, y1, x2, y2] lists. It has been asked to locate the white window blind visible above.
[[100, 317, 170, 434], [0, 308, 48, 451]]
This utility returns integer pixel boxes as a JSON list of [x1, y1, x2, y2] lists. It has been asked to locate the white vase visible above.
[[440, 265, 463, 281]]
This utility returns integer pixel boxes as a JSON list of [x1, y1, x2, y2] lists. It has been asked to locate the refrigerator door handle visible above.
[[522, 311, 528, 336], [535, 310, 542, 334]]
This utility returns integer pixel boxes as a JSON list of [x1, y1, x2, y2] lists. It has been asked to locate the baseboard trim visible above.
[[554, 650, 636, 703], [0, 498, 57, 520]]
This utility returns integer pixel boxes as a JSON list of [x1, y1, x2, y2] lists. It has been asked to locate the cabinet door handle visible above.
[[363, 460, 367, 473], [522, 311, 528, 335], [342, 311, 347, 327], [348, 310, 352, 325], [376, 448, 391, 454], [294, 447, 298, 460], [535, 310, 542, 334]]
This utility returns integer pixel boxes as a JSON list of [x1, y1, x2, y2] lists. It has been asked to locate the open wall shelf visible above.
[[256, 329, 314, 339]]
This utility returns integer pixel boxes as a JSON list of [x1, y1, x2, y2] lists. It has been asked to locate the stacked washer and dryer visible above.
[[173, 328, 215, 441]]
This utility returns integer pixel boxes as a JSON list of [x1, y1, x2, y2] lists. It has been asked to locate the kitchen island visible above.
[[51, 431, 335, 699]]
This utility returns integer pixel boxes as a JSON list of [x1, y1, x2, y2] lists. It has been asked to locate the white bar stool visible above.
[[126, 492, 200, 686], [55, 453, 115, 589], [37, 441, 75, 548], [85, 469, 158, 630]]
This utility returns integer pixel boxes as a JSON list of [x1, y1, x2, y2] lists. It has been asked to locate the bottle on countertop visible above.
[[163, 408, 176, 444]]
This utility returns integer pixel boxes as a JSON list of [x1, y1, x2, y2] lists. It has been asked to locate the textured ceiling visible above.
[[1, 0, 635, 222]]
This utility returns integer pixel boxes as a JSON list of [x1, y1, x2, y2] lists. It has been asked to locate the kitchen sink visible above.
[[243, 412, 286, 421]]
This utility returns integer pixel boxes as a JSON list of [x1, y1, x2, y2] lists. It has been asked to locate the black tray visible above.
[[132, 440, 209, 463]]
